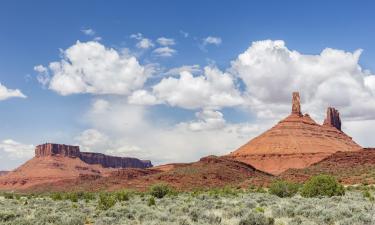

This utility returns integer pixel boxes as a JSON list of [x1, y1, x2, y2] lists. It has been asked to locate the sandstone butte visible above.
[[227, 92, 362, 175], [0, 143, 152, 190]]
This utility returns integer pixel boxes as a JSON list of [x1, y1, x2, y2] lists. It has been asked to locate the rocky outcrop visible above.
[[323, 107, 342, 130], [228, 92, 362, 175], [35, 143, 152, 169], [35, 143, 80, 157]]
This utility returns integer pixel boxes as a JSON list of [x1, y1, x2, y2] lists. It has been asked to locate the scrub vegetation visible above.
[[0, 176, 374, 225]]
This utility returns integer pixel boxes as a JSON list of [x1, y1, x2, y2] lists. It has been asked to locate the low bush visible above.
[[268, 180, 299, 198], [301, 175, 345, 198], [98, 193, 116, 210], [115, 190, 130, 202], [51, 192, 63, 201], [147, 196, 156, 206], [239, 211, 275, 225], [149, 183, 171, 198]]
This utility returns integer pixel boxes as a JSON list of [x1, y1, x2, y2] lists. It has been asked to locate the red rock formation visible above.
[[80, 152, 152, 169], [0, 144, 153, 190], [35, 143, 80, 157], [323, 107, 342, 130], [292, 92, 302, 115], [228, 92, 362, 175], [35, 143, 153, 169]]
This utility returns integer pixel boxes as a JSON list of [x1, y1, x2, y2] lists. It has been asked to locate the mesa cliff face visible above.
[[228, 92, 362, 175], [35, 143, 153, 169]]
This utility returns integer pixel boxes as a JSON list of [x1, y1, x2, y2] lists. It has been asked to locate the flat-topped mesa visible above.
[[79, 152, 153, 168], [323, 107, 342, 131], [291, 92, 302, 116], [34, 143, 153, 169], [35, 143, 80, 157]]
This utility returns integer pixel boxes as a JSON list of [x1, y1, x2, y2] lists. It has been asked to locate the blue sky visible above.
[[1, 0, 375, 170]]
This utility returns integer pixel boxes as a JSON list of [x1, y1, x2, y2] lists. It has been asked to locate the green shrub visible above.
[[269, 180, 299, 198], [64, 192, 78, 202], [149, 183, 171, 198], [3, 192, 14, 199], [98, 193, 116, 210], [82, 192, 95, 202], [301, 175, 345, 198], [362, 190, 375, 201], [115, 190, 130, 202], [148, 196, 156, 206], [51, 192, 63, 201]]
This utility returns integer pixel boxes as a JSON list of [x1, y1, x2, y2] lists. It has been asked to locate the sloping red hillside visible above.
[[280, 149, 375, 184], [17, 156, 273, 192]]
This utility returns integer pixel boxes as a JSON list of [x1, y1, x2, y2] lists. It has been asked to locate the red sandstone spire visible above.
[[323, 107, 342, 131], [292, 92, 302, 116]]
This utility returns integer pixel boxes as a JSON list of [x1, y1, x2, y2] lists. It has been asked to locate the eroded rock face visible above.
[[323, 107, 341, 131], [80, 152, 152, 169], [35, 143, 80, 157], [35, 143, 152, 169]]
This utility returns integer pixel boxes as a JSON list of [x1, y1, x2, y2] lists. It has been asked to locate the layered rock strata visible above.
[[228, 92, 361, 175]]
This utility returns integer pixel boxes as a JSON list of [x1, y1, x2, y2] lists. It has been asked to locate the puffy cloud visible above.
[[180, 109, 226, 131], [231, 40, 375, 120], [128, 90, 159, 105], [0, 139, 34, 159], [152, 66, 243, 109], [136, 38, 154, 49], [35, 41, 152, 95], [153, 47, 177, 57], [0, 83, 26, 101], [203, 36, 222, 46], [157, 37, 175, 46], [75, 129, 109, 152]]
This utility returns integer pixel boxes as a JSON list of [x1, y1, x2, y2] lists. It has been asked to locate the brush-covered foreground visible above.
[[0, 187, 374, 225]]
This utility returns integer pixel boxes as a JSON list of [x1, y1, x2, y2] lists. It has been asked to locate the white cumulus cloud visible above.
[[231, 40, 375, 120], [0, 139, 34, 159], [35, 41, 152, 96], [0, 83, 26, 101], [180, 109, 226, 131], [152, 66, 243, 109]]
